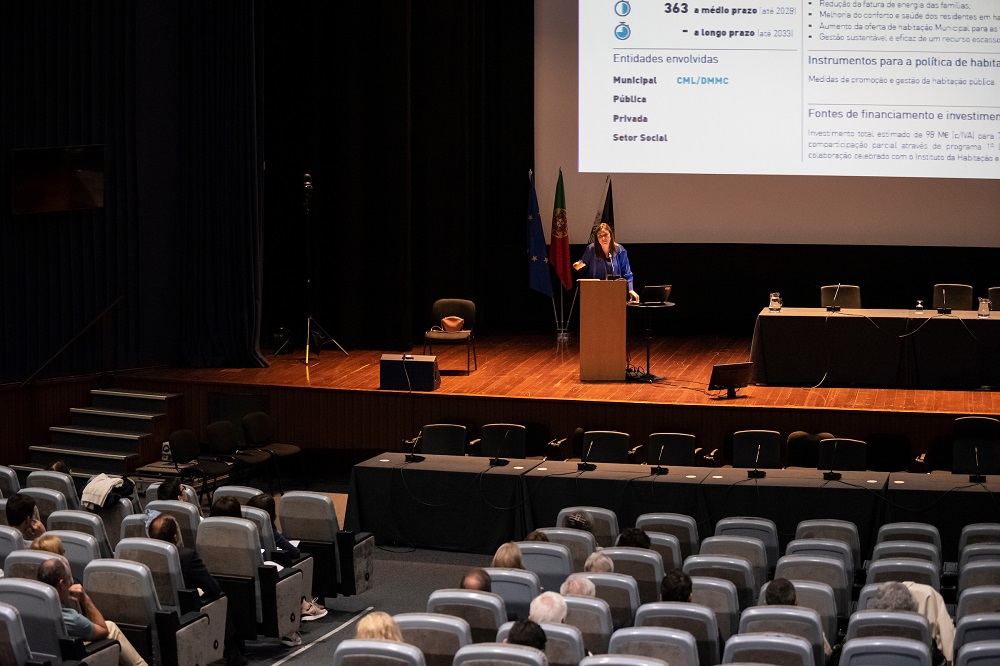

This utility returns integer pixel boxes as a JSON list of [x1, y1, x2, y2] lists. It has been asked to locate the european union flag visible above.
[[527, 171, 553, 298]]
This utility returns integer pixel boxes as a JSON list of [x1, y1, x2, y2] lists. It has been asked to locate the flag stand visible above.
[[553, 287, 578, 341]]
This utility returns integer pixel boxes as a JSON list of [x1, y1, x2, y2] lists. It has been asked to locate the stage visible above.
[[114, 333, 999, 468]]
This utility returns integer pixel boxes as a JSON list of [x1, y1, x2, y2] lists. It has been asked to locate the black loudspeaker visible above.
[[380, 354, 440, 391]]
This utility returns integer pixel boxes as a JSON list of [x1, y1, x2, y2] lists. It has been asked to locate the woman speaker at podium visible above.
[[572, 222, 639, 302]]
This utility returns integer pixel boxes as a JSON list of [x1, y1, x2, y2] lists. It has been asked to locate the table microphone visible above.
[[748, 443, 767, 479], [938, 288, 951, 314], [490, 429, 511, 467], [651, 443, 669, 476], [578, 441, 596, 472], [404, 430, 425, 463], [823, 439, 842, 481], [970, 445, 987, 483], [826, 283, 841, 312]]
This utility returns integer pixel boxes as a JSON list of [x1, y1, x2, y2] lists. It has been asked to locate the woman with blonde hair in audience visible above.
[[356, 611, 403, 642], [491, 541, 523, 568], [31, 533, 65, 555]]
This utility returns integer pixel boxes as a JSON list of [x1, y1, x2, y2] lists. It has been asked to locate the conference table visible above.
[[345, 452, 541, 554], [750, 307, 1000, 389]]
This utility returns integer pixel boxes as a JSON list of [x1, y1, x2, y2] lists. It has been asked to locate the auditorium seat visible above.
[[558, 506, 619, 548], [212, 484, 264, 504], [426, 589, 506, 644], [537, 527, 596, 572], [647, 533, 682, 571], [774, 555, 851, 617], [395, 612, 471, 666], [786, 538, 855, 582], [45, 530, 101, 583], [120, 513, 147, 541], [636, 513, 699, 559], [334, 638, 427, 666], [957, 586, 1000, 619], [722, 632, 813, 666], [92, 497, 135, 550], [485, 567, 540, 621], [0, 526, 25, 568], [839, 637, 931, 666], [3, 551, 71, 581], [0, 466, 20, 497], [715, 517, 780, 571], [471, 423, 527, 460], [564, 595, 614, 655], [956, 639, 1000, 666], [759, 579, 838, 642], [872, 541, 941, 571], [959, 562, 1000, 595], [683, 555, 756, 611], [19, 487, 67, 525], [959, 523, 1000, 550], [580, 656, 669, 666], [453, 642, 545, 666], [497, 621, 587, 666], [821, 284, 861, 309], [518, 541, 572, 593], [143, 480, 200, 508], [145, 499, 202, 549], [47, 509, 114, 558], [634, 601, 721, 666], [796, 518, 862, 571], [700, 536, 768, 592], [0, 601, 42, 666], [866, 559, 941, 589], [691, 575, 739, 640], [739, 605, 827, 666], [846, 609, 932, 647], [601, 547, 664, 606], [26, 470, 80, 510], [955, 613, 1000, 655], [608, 626, 699, 666], [580, 572, 641, 630], [876, 522, 942, 554]]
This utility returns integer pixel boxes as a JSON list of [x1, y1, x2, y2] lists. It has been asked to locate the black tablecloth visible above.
[[751, 307, 1000, 389], [345, 452, 540, 554], [522, 461, 711, 533], [698, 468, 889, 555]]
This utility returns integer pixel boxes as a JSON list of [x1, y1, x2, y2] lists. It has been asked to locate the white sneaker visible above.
[[301, 598, 328, 621], [280, 632, 302, 647]]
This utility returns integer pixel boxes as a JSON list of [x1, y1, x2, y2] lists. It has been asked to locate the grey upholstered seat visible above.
[[959, 524, 1000, 551], [959, 561, 1000, 595], [275, 490, 344, 599], [18, 487, 67, 525], [0, 466, 20, 497], [957, 640, 1000, 666], [759, 579, 838, 641], [796, 518, 862, 570], [0, 526, 25, 568], [196, 516, 304, 641], [334, 638, 427, 666], [839, 637, 931, 666], [537, 527, 596, 572], [486, 567, 541, 621], [601, 547, 665, 606], [212, 484, 265, 505], [0, 601, 37, 666], [120, 513, 148, 541], [957, 585, 1000, 618], [518, 541, 573, 593], [394, 612, 471, 666], [26, 471, 80, 510], [3, 550, 71, 582], [143, 481, 199, 508], [691, 575, 739, 640], [145, 499, 202, 549], [497, 621, 587, 666], [565, 595, 614, 655], [84, 557, 216, 666], [580, 572, 641, 630], [700, 535, 768, 592], [91, 496, 135, 549], [866, 559, 941, 589], [558, 506, 619, 548], [44, 530, 101, 583], [426, 589, 506, 644], [634, 601, 721, 666], [876, 522, 942, 553], [774, 554, 851, 617], [647, 532, 682, 571], [636, 512, 700, 559], [955, 613, 1000, 655], [739, 605, 827, 666], [580, 656, 669, 666], [846, 609, 932, 647], [683, 555, 756, 610], [786, 538, 855, 583], [0, 577, 121, 665], [872, 541, 941, 571], [609, 626, 699, 666], [722, 632, 813, 666], [715, 517, 779, 570], [47, 509, 114, 558], [453, 642, 545, 666]]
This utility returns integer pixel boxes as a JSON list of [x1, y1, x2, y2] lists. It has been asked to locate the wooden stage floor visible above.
[[118, 334, 998, 461]]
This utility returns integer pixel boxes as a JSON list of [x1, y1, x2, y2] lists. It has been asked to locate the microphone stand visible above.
[[300, 173, 348, 365]]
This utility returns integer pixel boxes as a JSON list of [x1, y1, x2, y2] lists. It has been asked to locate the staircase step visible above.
[[90, 389, 179, 415], [49, 426, 147, 453], [70, 407, 158, 434], [29, 445, 139, 475]]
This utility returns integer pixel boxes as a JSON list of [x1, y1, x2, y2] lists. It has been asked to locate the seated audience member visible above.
[[560, 573, 596, 598], [356, 611, 403, 642], [524, 529, 550, 542], [6, 493, 45, 540], [492, 542, 523, 569], [615, 527, 651, 549], [31, 533, 65, 555], [245, 494, 327, 621], [529, 591, 567, 624], [209, 496, 242, 518], [155, 478, 189, 502], [584, 551, 614, 573], [460, 568, 493, 593], [506, 618, 547, 651], [45, 460, 73, 474], [38, 558, 149, 666], [661, 568, 693, 602], [765, 577, 832, 661], [564, 511, 593, 534], [871, 581, 949, 666], [148, 514, 248, 665]]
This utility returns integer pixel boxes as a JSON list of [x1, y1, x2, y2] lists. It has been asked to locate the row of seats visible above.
[[412, 417, 1000, 474]]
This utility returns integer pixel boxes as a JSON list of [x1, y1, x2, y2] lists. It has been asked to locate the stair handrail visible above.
[[20, 295, 126, 388]]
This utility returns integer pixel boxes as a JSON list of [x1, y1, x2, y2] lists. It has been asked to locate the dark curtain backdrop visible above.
[[0, 0, 266, 383]]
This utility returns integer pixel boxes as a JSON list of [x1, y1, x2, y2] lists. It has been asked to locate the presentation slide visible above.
[[581, 0, 1000, 178], [535, 1, 1000, 246]]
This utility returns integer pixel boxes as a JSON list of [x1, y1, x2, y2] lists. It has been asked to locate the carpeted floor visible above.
[[243, 547, 490, 665]]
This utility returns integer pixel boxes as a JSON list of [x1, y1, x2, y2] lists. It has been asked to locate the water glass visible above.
[[979, 297, 991, 319], [768, 292, 782, 313]]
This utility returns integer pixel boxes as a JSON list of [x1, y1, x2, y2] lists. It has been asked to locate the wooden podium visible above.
[[580, 279, 627, 381]]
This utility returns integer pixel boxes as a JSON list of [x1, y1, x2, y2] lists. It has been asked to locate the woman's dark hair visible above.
[[594, 222, 618, 260], [209, 495, 242, 518], [156, 478, 184, 501], [246, 493, 277, 523]]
